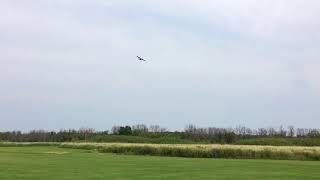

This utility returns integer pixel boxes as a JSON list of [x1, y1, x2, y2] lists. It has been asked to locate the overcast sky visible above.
[[1, 0, 320, 131]]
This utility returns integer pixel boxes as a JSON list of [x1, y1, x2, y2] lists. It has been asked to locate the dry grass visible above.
[[44, 151, 69, 155], [59, 142, 320, 160]]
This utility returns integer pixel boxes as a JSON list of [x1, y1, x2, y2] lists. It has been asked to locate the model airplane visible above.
[[137, 56, 146, 61]]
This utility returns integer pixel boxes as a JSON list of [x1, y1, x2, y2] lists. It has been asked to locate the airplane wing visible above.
[[137, 56, 146, 61]]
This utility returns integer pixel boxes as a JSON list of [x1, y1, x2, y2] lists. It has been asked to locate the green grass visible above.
[[234, 137, 320, 146], [0, 146, 320, 179], [90, 135, 194, 144]]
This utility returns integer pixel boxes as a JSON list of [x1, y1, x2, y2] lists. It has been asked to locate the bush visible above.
[[233, 137, 320, 146], [89, 135, 194, 144]]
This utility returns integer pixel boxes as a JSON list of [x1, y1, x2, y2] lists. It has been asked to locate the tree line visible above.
[[0, 124, 320, 144]]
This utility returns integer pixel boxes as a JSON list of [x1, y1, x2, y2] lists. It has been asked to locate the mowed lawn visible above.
[[0, 146, 320, 180]]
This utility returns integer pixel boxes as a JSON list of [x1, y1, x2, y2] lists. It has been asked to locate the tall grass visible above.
[[59, 143, 320, 161]]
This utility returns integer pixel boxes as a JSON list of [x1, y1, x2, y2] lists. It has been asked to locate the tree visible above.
[[278, 125, 287, 137], [111, 126, 120, 135], [118, 126, 132, 135], [258, 128, 268, 136], [149, 125, 161, 132], [288, 126, 295, 137], [307, 129, 320, 137], [132, 124, 148, 135], [296, 128, 306, 137], [268, 127, 277, 136], [185, 124, 197, 134], [79, 128, 95, 142]]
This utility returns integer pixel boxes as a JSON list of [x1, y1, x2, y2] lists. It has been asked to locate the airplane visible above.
[[137, 56, 146, 61]]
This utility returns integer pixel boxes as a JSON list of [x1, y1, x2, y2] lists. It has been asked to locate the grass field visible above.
[[0, 146, 320, 180]]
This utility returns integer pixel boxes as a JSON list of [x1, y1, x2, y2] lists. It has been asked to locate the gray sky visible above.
[[1, 0, 320, 131]]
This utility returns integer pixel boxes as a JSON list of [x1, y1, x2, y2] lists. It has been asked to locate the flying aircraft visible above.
[[137, 56, 146, 61]]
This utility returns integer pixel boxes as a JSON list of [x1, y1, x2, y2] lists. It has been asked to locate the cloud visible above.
[[139, 0, 320, 41], [0, 0, 320, 130]]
